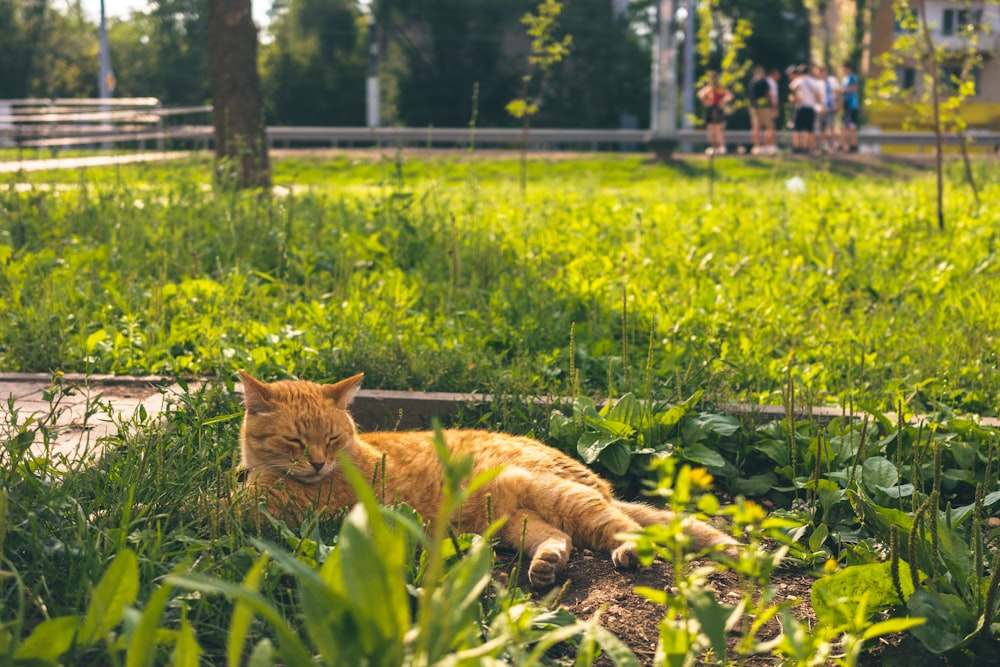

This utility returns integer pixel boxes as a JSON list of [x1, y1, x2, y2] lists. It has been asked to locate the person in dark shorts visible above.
[[697, 71, 733, 155], [789, 64, 821, 154], [749, 65, 776, 154], [840, 63, 860, 152]]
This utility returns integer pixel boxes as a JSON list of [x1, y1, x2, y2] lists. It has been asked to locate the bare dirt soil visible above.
[[494, 548, 950, 666]]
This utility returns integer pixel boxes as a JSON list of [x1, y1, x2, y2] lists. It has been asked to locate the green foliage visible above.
[[548, 392, 743, 491], [505, 0, 573, 122]]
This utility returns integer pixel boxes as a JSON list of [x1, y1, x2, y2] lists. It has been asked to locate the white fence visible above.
[[0, 98, 212, 151]]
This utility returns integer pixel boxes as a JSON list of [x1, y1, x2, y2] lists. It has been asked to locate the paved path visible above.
[[0, 373, 183, 462], [0, 152, 188, 173], [4, 373, 998, 465]]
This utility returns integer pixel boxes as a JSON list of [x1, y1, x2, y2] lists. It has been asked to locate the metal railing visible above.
[[2, 104, 998, 155]]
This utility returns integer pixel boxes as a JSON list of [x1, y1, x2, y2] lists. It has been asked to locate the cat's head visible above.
[[238, 370, 364, 481]]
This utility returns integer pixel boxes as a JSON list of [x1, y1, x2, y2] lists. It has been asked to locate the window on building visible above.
[[895, 67, 917, 92], [940, 65, 981, 94], [893, 7, 918, 33], [942, 7, 984, 36]]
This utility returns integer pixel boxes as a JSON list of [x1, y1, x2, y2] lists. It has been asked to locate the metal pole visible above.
[[681, 0, 696, 152], [650, 0, 677, 138], [98, 0, 114, 149], [366, 13, 380, 128]]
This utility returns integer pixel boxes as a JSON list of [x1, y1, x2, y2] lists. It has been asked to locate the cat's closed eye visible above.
[[283, 436, 305, 452]]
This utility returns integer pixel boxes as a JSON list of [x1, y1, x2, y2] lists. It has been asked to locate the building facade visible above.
[[869, 0, 1000, 128]]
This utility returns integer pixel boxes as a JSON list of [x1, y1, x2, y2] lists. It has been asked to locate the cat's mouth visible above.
[[293, 465, 332, 481]]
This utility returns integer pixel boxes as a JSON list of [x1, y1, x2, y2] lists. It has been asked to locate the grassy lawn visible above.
[[2, 152, 998, 414]]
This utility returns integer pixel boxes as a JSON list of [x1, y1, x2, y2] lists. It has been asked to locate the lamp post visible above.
[[680, 0, 696, 152], [366, 13, 380, 128], [650, 0, 678, 157], [98, 0, 114, 149]]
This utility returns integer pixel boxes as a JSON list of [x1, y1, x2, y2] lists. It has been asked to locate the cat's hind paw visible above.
[[528, 539, 570, 588], [611, 541, 640, 569]]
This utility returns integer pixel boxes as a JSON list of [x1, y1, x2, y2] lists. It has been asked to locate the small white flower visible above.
[[785, 176, 806, 193]]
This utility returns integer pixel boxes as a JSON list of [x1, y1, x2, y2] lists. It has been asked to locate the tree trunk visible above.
[[916, 0, 944, 230], [207, 0, 270, 189]]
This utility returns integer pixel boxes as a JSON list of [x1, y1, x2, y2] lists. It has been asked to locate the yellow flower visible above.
[[689, 467, 715, 490], [739, 499, 768, 524]]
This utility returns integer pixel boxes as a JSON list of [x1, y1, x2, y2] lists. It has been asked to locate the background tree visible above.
[[533, 0, 650, 129], [109, 0, 210, 104], [378, 0, 528, 127], [260, 0, 367, 126], [506, 0, 571, 192], [208, 0, 270, 189], [0, 0, 48, 98], [27, 2, 99, 98]]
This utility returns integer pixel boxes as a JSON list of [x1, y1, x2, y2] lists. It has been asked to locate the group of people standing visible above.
[[697, 62, 861, 156]]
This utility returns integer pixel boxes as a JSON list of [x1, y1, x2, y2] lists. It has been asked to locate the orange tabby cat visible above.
[[238, 370, 739, 588]]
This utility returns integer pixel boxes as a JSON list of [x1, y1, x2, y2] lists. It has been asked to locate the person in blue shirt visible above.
[[840, 63, 860, 153]]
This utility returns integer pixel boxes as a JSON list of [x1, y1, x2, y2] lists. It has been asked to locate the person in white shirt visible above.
[[788, 64, 823, 154], [816, 64, 841, 152]]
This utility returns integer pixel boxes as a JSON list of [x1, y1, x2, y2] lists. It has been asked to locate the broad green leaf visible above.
[[584, 415, 633, 438], [599, 442, 631, 476], [604, 393, 645, 428], [733, 472, 776, 496], [684, 413, 741, 441], [657, 620, 698, 667], [906, 589, 974, 654], [85, 329, 108, 353], [861, 456, 898, 490], [679, 443, 726, 468], [81, 549, 139, 645], [577, 432, 622, 464], [688, 588, 736, 660], [849, 487, 975, 588], [808, 523, 830, 553], [875, 483, 914, 498], [811, 561, 915, 627], [338, 503, 409, 659], [13, 616, 80, 662], [751, 439, 790, 467]]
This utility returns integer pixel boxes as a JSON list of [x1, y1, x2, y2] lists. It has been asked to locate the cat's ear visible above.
[[239, 370, 273, 415], [322, 373, 364, 409]]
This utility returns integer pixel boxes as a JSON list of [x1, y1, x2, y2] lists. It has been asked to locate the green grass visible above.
[[3, 152, 998, 415]]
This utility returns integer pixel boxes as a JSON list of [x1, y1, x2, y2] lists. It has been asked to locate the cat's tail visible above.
[[613, 500, 741, 555]]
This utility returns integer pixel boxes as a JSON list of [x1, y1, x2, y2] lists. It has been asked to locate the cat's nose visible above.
[[310, 461, 324, 472]]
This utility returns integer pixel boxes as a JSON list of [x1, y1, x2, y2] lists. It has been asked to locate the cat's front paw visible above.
[[611, 541, 640, 569]]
